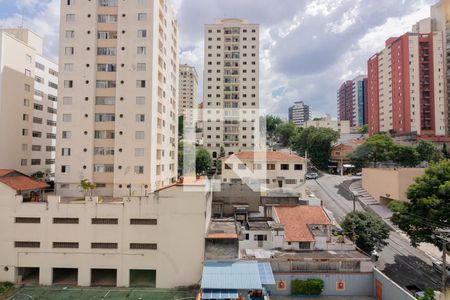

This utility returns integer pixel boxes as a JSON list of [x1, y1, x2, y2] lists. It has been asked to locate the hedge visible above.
[[291, 278, 324, 295]]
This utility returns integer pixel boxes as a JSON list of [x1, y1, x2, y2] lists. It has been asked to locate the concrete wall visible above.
[[373, 268, 415, 300], [269, 273, 373, 296], [362, 168, 425, 202], [213, 183, 260, 216], [0, 182, 211, 288]]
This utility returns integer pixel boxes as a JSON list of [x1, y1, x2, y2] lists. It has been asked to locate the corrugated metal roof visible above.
[[201, 261, 262, 290], [258, 262, 275, 285], [202, 289, 238, 299]]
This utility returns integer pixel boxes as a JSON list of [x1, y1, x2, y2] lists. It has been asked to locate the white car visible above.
[[306, 172, 319, 180]]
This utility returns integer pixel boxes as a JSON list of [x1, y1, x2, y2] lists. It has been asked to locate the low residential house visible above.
[[330, 139, 365, 174], [221, 151, 306, 192], [0, 171, 212, 288]]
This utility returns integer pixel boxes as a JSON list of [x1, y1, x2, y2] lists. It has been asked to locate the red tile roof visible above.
[[223, 151, 304, 162], [274, 206, 331, 242], [0, 169, 48, 191], [207, 233, 239, 239]]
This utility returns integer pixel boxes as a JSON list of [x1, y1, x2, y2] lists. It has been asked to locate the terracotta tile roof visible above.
[[274, 206, 331, 242], [223, 151, 304, 162], [206, 233, 239, 239], [0, 169, 48, 191]]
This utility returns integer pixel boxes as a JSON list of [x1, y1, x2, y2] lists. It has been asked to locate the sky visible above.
[[0, 0, 436, 119]]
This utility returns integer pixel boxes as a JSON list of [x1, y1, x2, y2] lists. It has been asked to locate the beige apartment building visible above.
[[0, 29, 58, 178], [203, 19, 262, 161], [0, 169, 212, 288], [304, 118, 351, 134], [57, 0, 179, 197], [221, 151, 306, 193], [179, 64, 198, 129]]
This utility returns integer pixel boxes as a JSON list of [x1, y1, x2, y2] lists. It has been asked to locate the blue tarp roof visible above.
[[201, 261, 275, 290], [202, 289, 239, 299]]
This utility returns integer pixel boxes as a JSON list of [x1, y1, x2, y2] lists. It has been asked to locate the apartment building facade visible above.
[[178, 64, 198, 129], [0, 170, 212, 288], [0, 29, 58, 177], [337, 76, 368, 128], [203, 19, 261, 160], [304, 118, 351, 134], [367, 20, 447, 139], [337, 80, 354, 126], [288, 101, 311, 127], [57, 0, 179, 197]]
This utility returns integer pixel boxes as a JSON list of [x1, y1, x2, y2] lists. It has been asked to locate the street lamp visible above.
[[351, 191, 359, 212]]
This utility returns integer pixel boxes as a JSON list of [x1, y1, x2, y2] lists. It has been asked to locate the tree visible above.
[[443, 143, 450, 159], [275, 122, 299, 146], [391, 159, 450, 249], [349, 133, 394, 167], [196, 147, 212, 175], [265, 115, 283, 146], [416, 140, 439, 162], [31, 171, 45, 180], [290, 127, 340, 168], [341, 211, 390, 253], [79, 179, 96, 197], [357, 124, 368, 134], [417, 288, 435, 300], [390, 144, 420, 167], [178, 115, 184, 137]]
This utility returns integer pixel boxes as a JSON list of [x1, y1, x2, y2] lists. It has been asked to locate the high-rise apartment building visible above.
[[57, 0, 179, 197], [352, 75, 368, 127], [202, 19, 260, 159], [178, 64, 198, 128], [0, 29, 58, 177], [337, 80, 354, 127], [367, 21, 446, 138], [288, 101, 311, 126]]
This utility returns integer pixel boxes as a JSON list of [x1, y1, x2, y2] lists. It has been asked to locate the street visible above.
[[308, 174, 442, 291]]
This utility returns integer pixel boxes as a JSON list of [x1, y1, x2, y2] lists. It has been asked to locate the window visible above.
[[224, 163, 232, 170], [97, 47, 116, 56], [97, 63, 116, 72], [62, 131, 71, 139], [91, 243, 118, 249], [286, 179, 297, 184], [64, 63, 74, 71], [137, 13, 147, 21], [253, 234, 267, 241], [46, 145, 56, 151], [97, 31, 117, 39], [35, 62, 45, 70], [65, 47, 74, 55], [22, 129, 28, 136], [65, 30, 75, 38], [62, 114, 72, 122], [31, 159, 41, 165], [35, 75, 44, 83], [15, 217, 40, 223], [95, 113, 115, 122], [136, 80, 146, 88], [97, 0, 118, 7], [135, 148, 144, 156], [130, 243, 157, 250], [32, 131, 42, 138], [23, 114, 29, 121], [238, 164, 246, 170], [94, 147, 115, 155], [267, 164, 275, 170], [33, 117, 42, 124], [96, 80, 116, 88], [24, 84, 31, 92], [137, 30, 147, 38], [53, 242, 79, 248], [63, 97, 72, 105], [61, 165, 70, 174], [136, 96, 145, 105], [49, 68, 58, 76], [130, 218, 157, 225], [66, 0, 75, 4], [96, 96, 115, 105], [61, 148, 71, 156], [92, 218, 118, 224], [48, 81, 58, 89], [135, 131, 144, 139], [66, 14, 75, 22], [94, 164, 114, 172], [137, 63, 146, 71], [25, 69, 32, 77], [21, 159, 27, 166], [281, 164, 289, 170], [15, 241, 40, 248], [294, 164, 303, 170], [136, 114, 145, 122], [64, 80, 73, 88], [98, 14, 117, 23], [137, 47, 146, 55], [134, 166, 144, 174]]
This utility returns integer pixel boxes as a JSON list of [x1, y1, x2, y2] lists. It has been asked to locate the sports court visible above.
[[7, 286, 197, 300]]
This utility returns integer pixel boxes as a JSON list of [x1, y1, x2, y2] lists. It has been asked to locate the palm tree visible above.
[[79, 179, 96, 199]]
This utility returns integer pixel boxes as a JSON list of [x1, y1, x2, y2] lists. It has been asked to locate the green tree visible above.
[[341, 211, 390, 253], [391, 160, 450, 249], [417, 288, 435, 300], [416, 140, 439, 162], [196, 147, 212, 175], [178, 115, 184, 137], [290, 127, 339, 168], [443, 143, 450, 159], [265, 115, 283, 146], [275, 121, 299, 146], [349, 133, 394, 167], [79, 179, 96, 197], [390, 144, 420, 167], [31, 171, 45, 180], [357, 124, 368, 134]]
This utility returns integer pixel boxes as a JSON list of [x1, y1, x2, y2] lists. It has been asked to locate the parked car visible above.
[[354, 172, 362, 176], [305, 172, 319, 180]]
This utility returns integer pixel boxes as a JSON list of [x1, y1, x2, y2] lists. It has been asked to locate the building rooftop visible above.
[[274, 206, 331, 242], [0, 169, 48, 192], [207, 219, 239, 239], [223, 151, 304, 162], [242, 249, 370, 261]]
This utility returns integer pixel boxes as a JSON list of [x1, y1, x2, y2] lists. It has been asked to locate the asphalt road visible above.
[[307, 174, 442, 291]]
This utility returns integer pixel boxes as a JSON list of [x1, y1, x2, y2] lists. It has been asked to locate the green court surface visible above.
[[7, 287, 197, 300]]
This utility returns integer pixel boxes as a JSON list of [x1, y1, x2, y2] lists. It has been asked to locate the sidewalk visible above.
[[348, 179, 448, 262]]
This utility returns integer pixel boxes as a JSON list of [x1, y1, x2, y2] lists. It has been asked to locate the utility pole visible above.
[[435, 229, 450, 293]]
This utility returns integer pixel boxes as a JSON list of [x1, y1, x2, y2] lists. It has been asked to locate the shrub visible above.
[[291, 278, 324, 295]]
